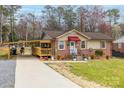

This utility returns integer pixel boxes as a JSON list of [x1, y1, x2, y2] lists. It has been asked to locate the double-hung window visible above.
[[81, 41, 86, 48], [58, 41, 65, 50], [100, 40, 106, 49]]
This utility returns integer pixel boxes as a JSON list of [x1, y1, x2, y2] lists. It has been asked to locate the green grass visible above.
[[68, 58, 124, 87], [0, 51, 8, 59], [0, 51, 8, 56]]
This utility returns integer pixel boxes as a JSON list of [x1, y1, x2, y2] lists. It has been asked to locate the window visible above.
[[41, 43, 51, 48], [118, 43, 122, 48], [100, 41, 106, 48], [81, 41, 86, 48], [58, 41, 65, 50]]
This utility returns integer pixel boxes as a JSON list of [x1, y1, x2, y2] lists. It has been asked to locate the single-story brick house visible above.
[[40, 29, 113, 59], [113, 36, 124, 53]]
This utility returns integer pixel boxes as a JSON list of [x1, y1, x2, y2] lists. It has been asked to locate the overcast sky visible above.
[[18, 5, 124, 14]]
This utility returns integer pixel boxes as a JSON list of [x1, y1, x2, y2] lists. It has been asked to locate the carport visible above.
[[0, 40, 53, 59]]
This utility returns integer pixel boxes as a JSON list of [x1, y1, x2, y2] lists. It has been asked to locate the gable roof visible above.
[[81, 32, 113, 40], [43, 29, 113, 40], [56, 29, 90, 39], [43, 30, 66, 39]]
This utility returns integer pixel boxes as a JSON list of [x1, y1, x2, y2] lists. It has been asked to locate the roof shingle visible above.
[[43, 30, 113, 40], [81, 32, 113, 40], [43, 30, 66, 39]]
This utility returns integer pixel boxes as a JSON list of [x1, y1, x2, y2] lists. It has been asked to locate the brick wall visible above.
[[103, 41, 112, 57], [55, 40, 70, 57], [55, 40, 112, 58], [113, 43, 124, 53]]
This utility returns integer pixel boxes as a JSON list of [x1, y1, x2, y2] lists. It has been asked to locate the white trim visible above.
[[100, 40, 106, 49], [58, 41, 65, 50], [56, 29, 90, 39], [69, 41, 78, 55]]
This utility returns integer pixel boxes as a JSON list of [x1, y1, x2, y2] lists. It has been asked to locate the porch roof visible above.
[[68, 36, 80, 41]]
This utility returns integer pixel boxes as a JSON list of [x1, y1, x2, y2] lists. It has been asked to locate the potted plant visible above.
[[90, 55, 96, 59], [106, 55, 109, 60]]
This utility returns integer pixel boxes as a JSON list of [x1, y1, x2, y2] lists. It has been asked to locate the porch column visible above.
[[65, 40, 70, 55], [54, 39, 58, 59]]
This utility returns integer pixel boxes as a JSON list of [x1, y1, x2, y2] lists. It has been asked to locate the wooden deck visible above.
[[32, 47, 52, 57]]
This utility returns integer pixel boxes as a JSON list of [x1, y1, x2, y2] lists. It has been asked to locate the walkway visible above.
[[15, 56, 80, 88]]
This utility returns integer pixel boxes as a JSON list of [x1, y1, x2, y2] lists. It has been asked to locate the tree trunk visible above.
[[10, 6, 14, 42], [0, 13, 3, 43], [80, 12, 85, 32]]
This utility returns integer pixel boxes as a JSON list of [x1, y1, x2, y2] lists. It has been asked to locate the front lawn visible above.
[[0, 51, 8, 59], [69, 58, 124, 87]]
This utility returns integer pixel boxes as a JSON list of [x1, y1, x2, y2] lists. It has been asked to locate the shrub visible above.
[[95, 50, 103, 57], [106, 55, 109, 60], [57, 55, 61, 60], [60, 56, 65, 60], [90, 55, 96, 59], [66, 54, 73, 59], [57, 55, 65, 60]]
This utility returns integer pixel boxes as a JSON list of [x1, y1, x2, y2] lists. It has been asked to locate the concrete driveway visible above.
[[15, 56, 80, 88]]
